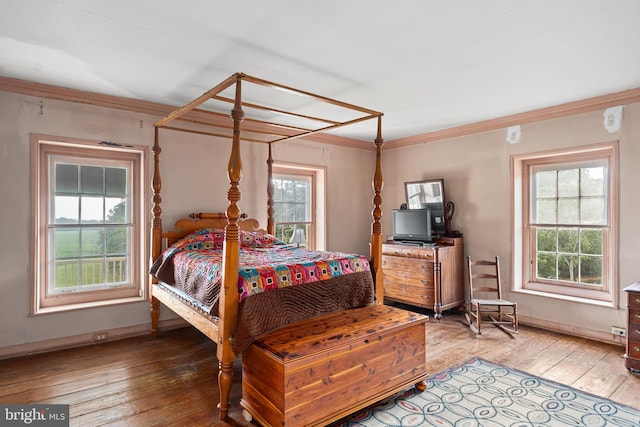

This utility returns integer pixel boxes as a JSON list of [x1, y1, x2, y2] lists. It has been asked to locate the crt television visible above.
[[392, 208, 432, 243]]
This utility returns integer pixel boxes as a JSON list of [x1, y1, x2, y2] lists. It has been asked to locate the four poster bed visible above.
[[149, 73, 391, 420]]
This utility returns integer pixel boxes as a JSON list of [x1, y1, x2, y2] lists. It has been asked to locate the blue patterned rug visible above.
[[339, 357, 640, 426]]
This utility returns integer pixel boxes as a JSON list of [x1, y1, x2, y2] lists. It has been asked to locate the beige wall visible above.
[[2, 85, 637, 354], [0, 91, 376, 354], [382, 102, 640, 342]]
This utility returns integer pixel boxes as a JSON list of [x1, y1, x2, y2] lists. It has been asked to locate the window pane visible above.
[[537, 253, 556, 280], [580, 255, 602, 285], [558, 254, 579, 282], [82, 257, 104, 286], [55, 163, 79, 193], [581, 197, 605, 224], [581, 167, 604, 197], [54, 228, 80, 259], [55, 260, 79, 289], [54, 195, 79, 223], [81, 196, 104, 223], [106, 199, 126, 224], [558, 198, 579, 224], [106, 226, 128, 255], [536, 228, 556, 252], [81, 165, 104, 194], [273, 180, 283, 201], [81, 227, 104, 257], [580, 229, 602, 255], [281, 202, 294, 222], [52, 228, 80, 289], [536, 199, 557, 224], [557, 228, 578, 253], [558, 169, 579, 197], [536, 171, 557, 198], [282, 181, 294, 202], [294, 181, 307, 202], [105, 167, 126, 197], [274, 223, 284, 241], [295, 203, 306, 221], [107, 255, 128, 284], [273, 202, 283, 222], [283, 224, 296, 244]]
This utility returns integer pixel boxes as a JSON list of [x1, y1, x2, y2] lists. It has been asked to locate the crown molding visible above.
[[2, 76, 640, 151], [385, 86, 640, 150], [0, 76, 373, 150]]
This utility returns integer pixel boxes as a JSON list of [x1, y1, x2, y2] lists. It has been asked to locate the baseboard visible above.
[[0, 318, 189, 360], [519, 314, 626, 347], [2, 315, 624, 360]]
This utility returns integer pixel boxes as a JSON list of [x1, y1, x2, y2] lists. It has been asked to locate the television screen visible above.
[[392, 208, 432, 243]]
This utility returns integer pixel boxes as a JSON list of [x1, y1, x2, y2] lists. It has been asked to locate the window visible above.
[[32, 135, 148, 313], [272, 164, 325, 250], [513, 142, 618, 304]]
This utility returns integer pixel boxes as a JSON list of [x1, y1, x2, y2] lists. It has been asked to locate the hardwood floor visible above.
[[1, 310, 638, 426]]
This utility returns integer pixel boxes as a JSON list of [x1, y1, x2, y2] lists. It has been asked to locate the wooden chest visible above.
[[240, 304, 428, 427], [624, 281, 640, 371]]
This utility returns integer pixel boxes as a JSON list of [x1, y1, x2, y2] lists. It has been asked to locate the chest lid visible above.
[[252, 304, 427, 361]]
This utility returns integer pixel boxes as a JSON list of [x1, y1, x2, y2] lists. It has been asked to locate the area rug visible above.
[[339, 357, 640, 426]]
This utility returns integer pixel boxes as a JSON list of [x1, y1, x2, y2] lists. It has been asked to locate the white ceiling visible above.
[[2, 0, 640, 141]]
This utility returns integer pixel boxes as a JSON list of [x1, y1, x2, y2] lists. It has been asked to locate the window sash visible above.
[[515, 142, 617, 304], [272, 170, 315, 249], [529, 225, 608, 292], [32, 136, 147, 313]]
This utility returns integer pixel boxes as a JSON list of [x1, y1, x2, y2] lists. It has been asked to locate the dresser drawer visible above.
[[382, 244, 434, 260], [628, 341, 640, 360], [630, 293, 640, 309], [384, 281, 435, 307], [630, 307, 640, 326], [382, 256, 433, 286], [628, 323, 640, 343]]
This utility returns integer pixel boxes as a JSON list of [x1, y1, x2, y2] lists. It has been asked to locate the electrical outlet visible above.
[[611, 327, 626, 337], [93, 332, 108, 341]]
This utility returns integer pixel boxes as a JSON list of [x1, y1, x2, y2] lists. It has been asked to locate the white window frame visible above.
[[272, 163, 326, 250], [511, 141, 618, 306], [31, 134, 148, 314]]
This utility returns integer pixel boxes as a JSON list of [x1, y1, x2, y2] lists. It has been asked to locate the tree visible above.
[[106, 201, 126, 255]]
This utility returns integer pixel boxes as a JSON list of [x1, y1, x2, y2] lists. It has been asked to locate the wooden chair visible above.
[[465, 256, 518, 335]]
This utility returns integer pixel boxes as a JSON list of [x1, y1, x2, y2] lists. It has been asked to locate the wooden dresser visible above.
[[382, 237, 464, 319], [624, 281, 640, 371]]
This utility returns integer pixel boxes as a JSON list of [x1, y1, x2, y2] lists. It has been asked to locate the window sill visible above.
[[31, 295, 147, 316], [512, 288, 617, 309]]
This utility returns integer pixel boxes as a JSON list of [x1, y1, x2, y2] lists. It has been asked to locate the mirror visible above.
[[405, 179, 447, 236]]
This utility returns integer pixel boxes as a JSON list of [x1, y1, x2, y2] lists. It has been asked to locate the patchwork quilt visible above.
[[150, 228, 374, 352], [152, 228, 370, 303]]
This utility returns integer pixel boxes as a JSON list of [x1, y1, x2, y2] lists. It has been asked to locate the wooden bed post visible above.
[[150, 126, 162, 337], [217, 75, 244, 420], [371, 116, 385, 304], [266, 142, 275, 235]]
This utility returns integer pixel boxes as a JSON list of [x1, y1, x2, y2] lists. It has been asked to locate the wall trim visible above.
[[385, 87, 640, 149], [0, 318, 188, 360], [0, 76, 373, 151], [2, 77, 640, 151], [519, 314, 625, 348], [0, 314, 624, 360]]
